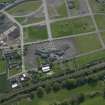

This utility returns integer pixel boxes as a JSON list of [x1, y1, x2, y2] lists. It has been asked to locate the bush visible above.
[[53, 82, 61, 92], [62, 79, 77, 89], [44, 82, 52, 94], [36, 87, 45, 98]]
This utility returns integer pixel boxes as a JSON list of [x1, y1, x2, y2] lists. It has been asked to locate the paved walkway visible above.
[[43, 0, 53, 41]]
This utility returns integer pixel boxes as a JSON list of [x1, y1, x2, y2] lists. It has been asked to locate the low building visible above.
[[42, 65, 51, 73], [10, 78, 19, 89], [11, 83, 18, 89], [20, 73, 27, 81]]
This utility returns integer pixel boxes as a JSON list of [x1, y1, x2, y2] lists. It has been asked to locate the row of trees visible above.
[[34, 72, 105, 99], [50, 93, 85, 105], [50, 89, 105, 105]]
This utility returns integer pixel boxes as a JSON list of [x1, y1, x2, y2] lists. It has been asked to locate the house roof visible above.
[[42, 66, 50, 72]]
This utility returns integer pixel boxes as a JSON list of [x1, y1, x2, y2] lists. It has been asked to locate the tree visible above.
[[61, 100, 69, 105], [69, 97, 77, 105], [52, 101, 60, 105], [44, 82, 52, 94], [69, 94, 85, 105], [87, 75, 98, 84], [77, 93, 85, 103], [63, 79, 77, 89], [102, 90, 105, 99], [29, 93, 34, 100], [52, 82, 61, 92], [77, 77, 88, 86], [36, 87, 45, 98]]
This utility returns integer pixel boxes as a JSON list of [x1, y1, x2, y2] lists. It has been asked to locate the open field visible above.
[[0, 74, 9, 92], [0, 0, 15, 3], [81, 96, 105, 105], [101, 32, 105, 44], [24, 25, 48, 42], [9, 68, 22, 77], [74, 34, 102, 53], [0, 58, 6, 74], [7, 0, 42, 15], [15, 16, 44, 25], [0, 51, 6, 74], [51, 16, 95, 37], [47, 0, 67, 19], [75, 50, 105, 67], [95, 15, 105, 30], [14, 4, 45, 25]]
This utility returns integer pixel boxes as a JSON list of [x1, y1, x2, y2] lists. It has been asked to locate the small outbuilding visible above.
[[11, 83, 18, 89], [42, 65, 51, 73]]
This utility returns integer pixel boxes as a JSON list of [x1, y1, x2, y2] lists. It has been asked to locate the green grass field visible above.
[[0, 51, 6, 74], [15, 17, 44, 25], [51, 16, 95, 37], [9, 69, 22, 77], [48, 0, 67, 18], [95, 15, 105, 30], [81, 96, 105, 105], [101, 32, 105, 44], [75, 50, 105, 67], [0, 59, 6, 74], [56, 0, 68, 17], [24, 25, 48, 42], [15, 17, 25, 24], [74, 34, 102, 53], [0, 74, 9, 92], [0, 0, 15, 3], [7, 1, 42, 15]]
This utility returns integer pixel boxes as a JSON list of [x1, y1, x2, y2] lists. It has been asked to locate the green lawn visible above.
[[81, 96, 105, 105], [24, 25, 48, 42], [15, 17, 25, 24], [0, 59, 6, 74], [13, 81, 105, 105], [95, 15, 105, 30], [0, 51, 6, 74], [48, 0, 67, 18], [0, 74, 9, 92], [9, 69, 22, 77], [7, 1, 42, 15], [75, 50, 105, 67], [51, 16, 95, 37], [74, 34, 102, 53], [0, 0, 15, 3], [56, 0, 68, 17], [15, 17, 44, 25], [101, 32, 105, 44]]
